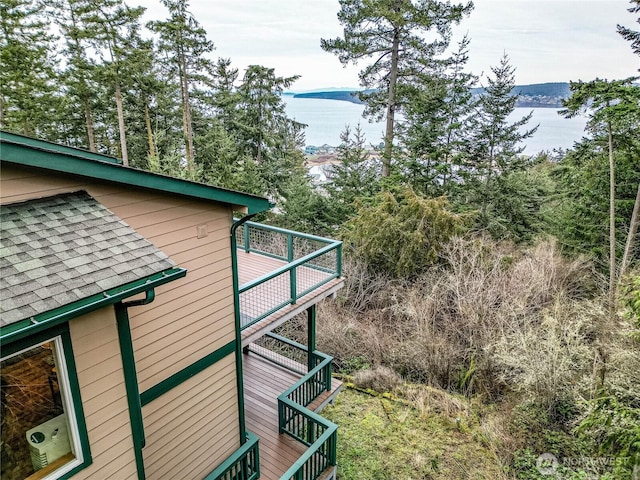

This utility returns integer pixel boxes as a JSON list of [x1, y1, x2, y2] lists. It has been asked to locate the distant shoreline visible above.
[[290, 82, 570, 108]]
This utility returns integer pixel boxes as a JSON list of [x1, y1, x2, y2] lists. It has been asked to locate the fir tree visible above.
[[325, 124, 381, 225], [465, 54, 538, 237], [0, 0, 60, 138], [148, 0, 216, 176], [401, 34, 477, 195], [321, 0, 473, 177], [560, 78, 640, 304]]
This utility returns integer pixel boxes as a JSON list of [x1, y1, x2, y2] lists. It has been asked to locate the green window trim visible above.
[[1, 323, 93, 480]]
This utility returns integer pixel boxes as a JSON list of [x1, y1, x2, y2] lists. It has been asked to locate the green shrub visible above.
[[622, 274, 640, 341], [341, 187, 467, 277], [578, 395, 640, 479]]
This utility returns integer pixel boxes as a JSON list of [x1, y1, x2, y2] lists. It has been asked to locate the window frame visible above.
[[1, 323, 92, 480]]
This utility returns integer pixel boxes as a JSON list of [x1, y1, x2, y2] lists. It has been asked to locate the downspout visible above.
[[230, 213, 258, 442], [116, 289, 156, 480]]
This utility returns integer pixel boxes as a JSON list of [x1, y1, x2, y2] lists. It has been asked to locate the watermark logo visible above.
[[536, 453, 559, 476], [536, 453, 637, 478]]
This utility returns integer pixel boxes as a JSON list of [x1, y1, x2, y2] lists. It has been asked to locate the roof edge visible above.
[[0, 130, 123, 164], [0, 267, 187, 344], [0, 131, 273, 214]]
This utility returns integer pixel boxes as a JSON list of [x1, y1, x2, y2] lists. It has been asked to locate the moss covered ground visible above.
[[322, 384, 506, 480]]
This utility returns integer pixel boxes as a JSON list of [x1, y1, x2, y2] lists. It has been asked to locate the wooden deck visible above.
[[237, 250, 343, 346], [243, 351, 342, 480]]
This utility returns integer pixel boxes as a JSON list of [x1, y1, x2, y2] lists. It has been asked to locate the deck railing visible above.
[[236, 221, 342, 330], [204, 431, 260, 480], [278, 349, 337, 480], [250, 334, 336, 480]]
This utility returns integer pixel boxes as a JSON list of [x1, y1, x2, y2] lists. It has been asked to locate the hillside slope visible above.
[[323, 382, 506, 479]]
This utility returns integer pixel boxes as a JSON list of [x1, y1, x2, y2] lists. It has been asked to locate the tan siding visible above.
[[69, 308, 138, 480], [142, 354, 241, 480], [1, 165, 240, 386], [2, 164, 243, 477], [0, 167, 86, 203]]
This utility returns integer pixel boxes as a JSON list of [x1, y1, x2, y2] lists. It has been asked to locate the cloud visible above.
[[140, 0, 638, 89]]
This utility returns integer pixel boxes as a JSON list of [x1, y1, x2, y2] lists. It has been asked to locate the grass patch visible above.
[[323, 383, 506, 479]]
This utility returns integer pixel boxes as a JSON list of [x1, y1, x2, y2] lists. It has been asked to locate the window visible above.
[[1, 327, 90, 480]]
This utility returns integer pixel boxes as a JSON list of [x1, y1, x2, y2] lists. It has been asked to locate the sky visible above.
[[139, 0, 639, 91]]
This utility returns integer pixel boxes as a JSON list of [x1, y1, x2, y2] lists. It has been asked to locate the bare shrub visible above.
[[603, 315, 640, 405], [319, 235, 596, 398], [399, 384, 469, 419], [491, 299, 599, 409], [352, 366, 403, 392], [335, 257, 396, 314]]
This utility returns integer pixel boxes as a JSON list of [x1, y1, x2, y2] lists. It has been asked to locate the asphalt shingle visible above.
[[0, 191, 176, 326]]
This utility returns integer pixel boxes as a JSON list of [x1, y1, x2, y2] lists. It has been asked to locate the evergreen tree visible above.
[[121, 34, 164, 169], [52, 0, 102, 151], [464, 54, 538, 236], [236, 65, 300, 165], [401, 34, 477, 195], [325, 124, 381, 226], [195, 119, 257, 191], [321, 0, 473, 177], [148, 0, 216, 177], [617, 0, 640, 60], [74, 0, 147, 165], [560, 78, 640, 301], [209, 58, 240, 130], [234, 65, 310, 201], [0, 0, 60, 138], [617, 0, 640, 278]]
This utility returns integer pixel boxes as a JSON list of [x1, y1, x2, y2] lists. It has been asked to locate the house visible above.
[[0, 131, 344, 480], [304, 146, 319, 155]]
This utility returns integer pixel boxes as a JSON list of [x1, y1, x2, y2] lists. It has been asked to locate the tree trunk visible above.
[[178, 48, 195, 177], [83, 96, 96, 153], [256, 99, 263, 164], [115, 80, 128, 166], [620, 179, 640, 279], [608, 121, 615, 317], [144, 102, 156, 159], [382, 30, 400, 177]]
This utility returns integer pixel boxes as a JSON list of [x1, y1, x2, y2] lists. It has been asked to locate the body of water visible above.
[[283, 95, 588, 155]]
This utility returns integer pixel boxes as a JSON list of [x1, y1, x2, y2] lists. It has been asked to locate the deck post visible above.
[[307, 305, 316, 372], [243, 223, 251, 252], [287, 233, 294, 262]]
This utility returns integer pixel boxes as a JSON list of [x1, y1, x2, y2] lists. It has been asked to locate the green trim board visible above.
[[0, 268, 187, 345], [231, 215, 255, 442], [1, 131, 273, 215], [0, 130, 123, 164], [115, 303, 147, 480], [140, 339, 236, 406], [1, 323, 93, 479]]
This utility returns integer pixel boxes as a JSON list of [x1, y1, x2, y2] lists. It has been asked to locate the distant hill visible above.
[[293, 90, 366, 104], [293, 83, 571, 108], [472, 82, 571, 107]]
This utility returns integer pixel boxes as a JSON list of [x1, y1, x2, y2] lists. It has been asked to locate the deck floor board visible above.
[[237, 251, 344, 344], [243, 352, 342, 480]]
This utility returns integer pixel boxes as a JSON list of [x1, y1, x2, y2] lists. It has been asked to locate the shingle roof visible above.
[[0, 191, 176, 326]]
